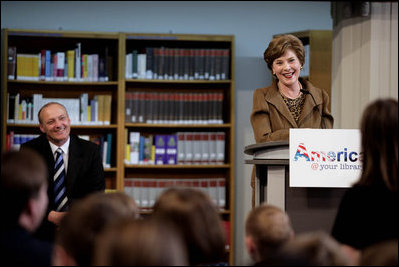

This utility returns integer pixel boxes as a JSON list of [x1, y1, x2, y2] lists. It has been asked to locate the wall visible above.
[[1, 1, 332, 265]]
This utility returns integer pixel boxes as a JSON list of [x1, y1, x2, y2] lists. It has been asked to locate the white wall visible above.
[[1, 1, 332, 265]]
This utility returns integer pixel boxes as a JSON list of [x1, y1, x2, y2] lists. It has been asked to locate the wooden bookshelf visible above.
[[274, 30, 332, 110], [122, 32, 235, 263], [2, 29, 235, 264], [2, 28, 123, 191]]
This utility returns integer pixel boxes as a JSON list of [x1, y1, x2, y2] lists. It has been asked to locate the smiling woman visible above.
[[249, 34, 334, 206]]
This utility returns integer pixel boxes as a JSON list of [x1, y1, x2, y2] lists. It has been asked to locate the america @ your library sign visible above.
[[289, 129, 362, 188]]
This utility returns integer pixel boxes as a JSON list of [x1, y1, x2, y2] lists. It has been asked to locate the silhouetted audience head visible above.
[[53, 191, 139, 265], [152, 187, 227, 265], [245, 204, 294, 263], [93, 217, 188, 266], [1, 149, 48, 231], [356, 98, 398, 192], [360, 239, 398, 266], [1, 149, 53, 266], [279, 231, 351, 266]]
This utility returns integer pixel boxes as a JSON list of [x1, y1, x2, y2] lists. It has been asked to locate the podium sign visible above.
[[289, 129, 361, 188]]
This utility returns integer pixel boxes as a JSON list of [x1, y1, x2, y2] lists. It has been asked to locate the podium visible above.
[[244, 139, 347, 233], [244, 141, 289, 210]]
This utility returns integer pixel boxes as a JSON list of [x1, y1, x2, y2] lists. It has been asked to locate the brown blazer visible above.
[[250, 78, 333, 143], [249, 78, 334, 206]]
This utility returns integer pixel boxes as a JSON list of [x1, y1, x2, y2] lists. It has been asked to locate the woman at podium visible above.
[[250, 34, 333, 143], [249, 34, 334, 206]]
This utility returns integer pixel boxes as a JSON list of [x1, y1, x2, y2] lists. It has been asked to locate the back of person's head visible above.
[[279, 231, 351, 266], [360, 239, 398, 266], [93, 217, 188, 266], [152, 187, 226, 265], [54, 191, 139, 265], [357, 98, 398, 192], [1, 149, 48, 229], [245, 204, 294, 262]]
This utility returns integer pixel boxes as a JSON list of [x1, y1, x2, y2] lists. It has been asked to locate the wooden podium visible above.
[[244, 140, 346, 233], [244, 141, 289, 210]]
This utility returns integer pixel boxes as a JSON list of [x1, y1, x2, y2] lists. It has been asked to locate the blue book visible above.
[[166, 134, 177, 165], [106, 133, 112, 166], [139, 135, 145, 164], [45, 50, 51, 80], [154, 135, 166, 165]]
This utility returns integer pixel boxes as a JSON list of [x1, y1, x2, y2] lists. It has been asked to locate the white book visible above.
[[208, 179, 218, 206], [14, 93, 20, 122], [201, 132, 210, 164], [193, 132, 202, 164], [217, 178, 226, 209], [216, 132, 225, 165], [32, 94, 43, 124], [41, 97, 80, 125], [129, 132, 140, 164], [56, 52, 65, 81], [141, 180, 150, 208], [209, 132, 217, 164], [75, 43, 81, 80], [132, 179, 142, 208], [184, 132, 193, 165], [92, 54, 99, 81], [125, 53, 132, 79], [80, 93, 88, 124], [177, 132, 185, 164], [137, 54, 146, 79], [148, 179, 157, 207]]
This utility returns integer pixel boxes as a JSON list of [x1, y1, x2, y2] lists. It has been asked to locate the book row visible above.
[[126, 47, 230, 81], [6, 93, 112, 125], [125, 132, 225, 165], [7, 44, 112, 82], [79, 134, 113, 168], [125, 91, 224, 124], [124, 178, 227, 209]]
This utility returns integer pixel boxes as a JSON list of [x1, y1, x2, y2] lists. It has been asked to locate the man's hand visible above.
[[48, 211, 67, 227]]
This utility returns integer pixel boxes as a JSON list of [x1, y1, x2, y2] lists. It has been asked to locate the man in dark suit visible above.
[[1, 149, 53, 265], [21, 102, 105, 242]]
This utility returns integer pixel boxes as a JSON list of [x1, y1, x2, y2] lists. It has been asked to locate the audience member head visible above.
[[279, 231, 351, 266], [152, 187, 227, 265], [356, 98, 398, 192], [93, 217, 188, 266], [1, 149, 48, 231], [38, 102, 71, 147], [53, 191, 139, 266], [245, 203, 294, 263], [264, 34, 305, 72], [360, 239, 398, 266]]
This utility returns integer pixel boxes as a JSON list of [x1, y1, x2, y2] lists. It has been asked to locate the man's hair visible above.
[[38, 102, 68, 124], [245, 204, 294, 258], [152, 188, 226, 265], [1, 149, 48, 227], [280, 231, 351, 266], [55, 191, 139, 265]]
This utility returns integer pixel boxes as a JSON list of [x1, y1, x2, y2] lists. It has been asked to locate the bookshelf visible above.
[[1, 29, 123, 189], [274, 30, 332, 110], [2, 29, 235, 264], [122, 32, 235, 263]]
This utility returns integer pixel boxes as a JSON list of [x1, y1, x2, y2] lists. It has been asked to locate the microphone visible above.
[[300, 89, 326, 129]]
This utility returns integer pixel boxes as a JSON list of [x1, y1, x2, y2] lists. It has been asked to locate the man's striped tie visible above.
[[54, 148, 68, 211]]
